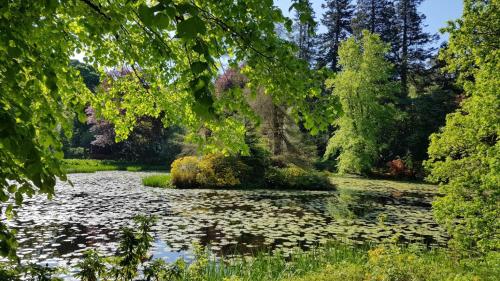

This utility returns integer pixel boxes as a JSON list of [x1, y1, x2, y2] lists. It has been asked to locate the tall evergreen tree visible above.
[[351, 0, 395, 36], [292, 0, 318, 65], [318, 0, 354, 71], [351, 0, 398, 59], [394, 0, 436, 98]]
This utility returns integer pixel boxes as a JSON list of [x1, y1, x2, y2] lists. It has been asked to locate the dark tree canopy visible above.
[[292, 0, 318, 65], [393, 0, 437, 98], [351, 0, 398, 53], [318, 0, 354, 71]]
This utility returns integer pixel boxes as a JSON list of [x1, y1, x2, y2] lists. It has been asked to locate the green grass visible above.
[[329, 174, 438, 193], [201, 243, 366, 281], [62, 159, 168, 173], [198, 243, 499, 281], [141, 174, 174, 188]]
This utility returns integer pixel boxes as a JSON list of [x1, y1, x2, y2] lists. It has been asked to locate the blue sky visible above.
[[275, 0, 463, 45]]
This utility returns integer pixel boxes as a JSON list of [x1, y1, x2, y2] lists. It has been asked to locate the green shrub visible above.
[[171, 156, 202, 188], [196, 154, 250, 188], [265, 166, 334, 190], [171, 154, 250, 188], [283, 246, 499, 281], [314, 157, 337, 172], [171, 155, 333, 190], [142, 174, 174, 188], [239, 145, 271, 187], [65, 147, 87, 159]]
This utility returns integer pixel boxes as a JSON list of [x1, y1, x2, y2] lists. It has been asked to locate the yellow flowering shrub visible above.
[[171, 156, 201, 188], [171, 154, 250, 188]]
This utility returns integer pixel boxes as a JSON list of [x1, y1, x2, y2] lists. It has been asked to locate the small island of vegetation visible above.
[[0, 0, 498, 280]]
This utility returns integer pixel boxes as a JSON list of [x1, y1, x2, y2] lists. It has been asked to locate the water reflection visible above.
[[3, 171, 447, 268]]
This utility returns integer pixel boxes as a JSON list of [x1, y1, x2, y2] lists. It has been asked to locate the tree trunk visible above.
[[401, 0, 409, 99], [332, 4, 341, 71], [370, 0, 376, 33], [272, 104, 284, 155]]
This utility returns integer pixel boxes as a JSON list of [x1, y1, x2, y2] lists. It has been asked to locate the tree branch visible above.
[[79, 0, 112, 20]]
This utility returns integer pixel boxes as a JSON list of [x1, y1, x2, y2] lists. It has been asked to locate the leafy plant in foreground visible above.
[[74, 250, 105, 281], [424, 0, 499, 254]]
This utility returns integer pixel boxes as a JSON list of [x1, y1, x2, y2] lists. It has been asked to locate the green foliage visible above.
[[143, 258, 185, 281], [171, 153, 332, 190], [62, 159, 167, 173], [0, 0, 333, 259], [400, 59, 461, 163], [142, 174, 174, 188], [64, 147, 88, 159], [187, 243, 210, 281], [325, 31, 401, 175], [3, 216, 499, 281], [265, 166, 333, 190], [283, 246, 499, 281], [0, 262, 64, 281], [171, 154, 250, 188], [0, 222, 17, 261], [239, 142, 272, 187], [425, 0, 500, 254], [79, 214, 157, 281], [69, 60, 100, 92], [196, 154, 250, 188], [198, 242, 367, 281], [170, 156, 201, 188], [74, 250, 105, 281]]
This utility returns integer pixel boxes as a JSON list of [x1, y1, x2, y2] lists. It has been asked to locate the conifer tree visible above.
[[351, 0, 398, 61], [292, 0, 318, 65], [318, 0, 354, 71], [394, 0, 436, 98]]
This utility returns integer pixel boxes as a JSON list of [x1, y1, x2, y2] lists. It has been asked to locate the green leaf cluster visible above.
[[0, 0, 336, 259], [425, 0, 500, 254], [324, 31, 401, 174]]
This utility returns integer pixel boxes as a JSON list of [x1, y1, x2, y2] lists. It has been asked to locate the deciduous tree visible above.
[[425, 0, 499, 254], [325, 31, 400, 174]]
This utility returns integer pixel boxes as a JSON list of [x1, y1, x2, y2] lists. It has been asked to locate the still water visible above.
[[4, 171, 447, 268]]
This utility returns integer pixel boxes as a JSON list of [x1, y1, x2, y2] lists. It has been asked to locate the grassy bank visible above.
[[62, 159, 168, 173], [142, 174, 174, 188], [6, 243, 494, 281], [200, 243, 498, 281]]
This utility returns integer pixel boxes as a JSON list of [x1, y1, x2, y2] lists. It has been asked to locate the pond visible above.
[[3, 171, 447, 269]]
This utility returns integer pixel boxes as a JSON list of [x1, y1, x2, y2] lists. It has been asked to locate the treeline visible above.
[[290, 0, 461, 176], [64, 0, 461, 178], [63, 61, 185, 165]]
